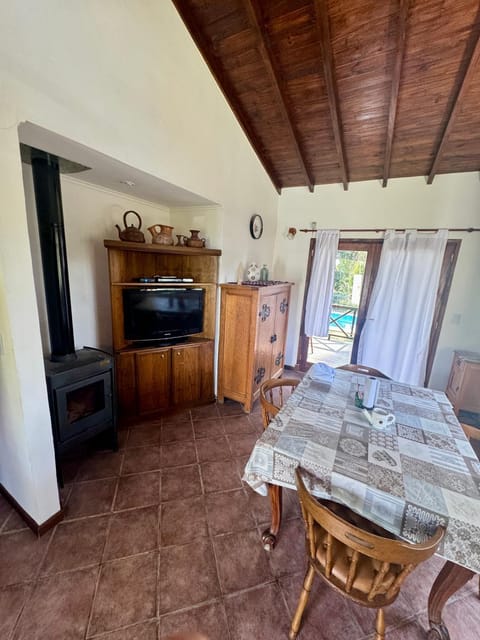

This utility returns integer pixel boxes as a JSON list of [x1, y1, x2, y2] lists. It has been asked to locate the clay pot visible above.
[[148, 224, 174, 245], [184, 230, 206, 248]]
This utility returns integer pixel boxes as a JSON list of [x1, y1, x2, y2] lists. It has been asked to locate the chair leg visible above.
[[289, 564, 315, 640], [375, 608, 385, 640]]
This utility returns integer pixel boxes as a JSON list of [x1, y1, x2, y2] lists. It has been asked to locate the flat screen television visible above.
[[122, 287, 205, 343]]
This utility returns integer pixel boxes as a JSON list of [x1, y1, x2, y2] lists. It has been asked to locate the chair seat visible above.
[[316, 536, 402, 599]]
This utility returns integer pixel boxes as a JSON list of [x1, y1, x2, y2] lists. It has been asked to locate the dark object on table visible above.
[[289, 467, 444, 640], [115, 210, 145, 243]]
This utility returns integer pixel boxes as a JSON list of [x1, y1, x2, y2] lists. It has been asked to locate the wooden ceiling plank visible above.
[[244, 0, 315, 192], [171, 0, 282, 194], [313, 0, 349, 190], [427, 28, 480, 185], [382, 0, 409, 188]]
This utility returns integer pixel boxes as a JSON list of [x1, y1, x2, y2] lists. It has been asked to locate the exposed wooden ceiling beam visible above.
[[171, 0, 282, 194], [427, 28, 480, 184], [244, 0, 315, 192], [313, 0, 349, 191], [383, 0, 409, 188]]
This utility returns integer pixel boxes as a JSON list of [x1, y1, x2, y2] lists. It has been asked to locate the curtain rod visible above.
[[298, 227, 480, 233]]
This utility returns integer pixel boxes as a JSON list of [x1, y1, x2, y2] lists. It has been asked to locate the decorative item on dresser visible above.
[[445, 350, 480, 421], [217, 281, 292, 413], [115, 210, 145, 243], [104, 240, 221, 417]]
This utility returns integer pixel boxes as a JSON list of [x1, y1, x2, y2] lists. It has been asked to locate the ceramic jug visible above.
[[184, 229, 206, 248], [148, 224, 174, 245]]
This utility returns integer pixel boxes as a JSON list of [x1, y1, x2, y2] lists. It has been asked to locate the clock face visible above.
[[249, 214, 263, 239]]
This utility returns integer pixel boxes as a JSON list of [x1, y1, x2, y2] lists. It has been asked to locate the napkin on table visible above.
[[310, 362, 335, 384]]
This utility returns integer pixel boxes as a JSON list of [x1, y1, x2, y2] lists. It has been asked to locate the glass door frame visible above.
[[296, 237, 460, 386], [297, 239, 382, 372]]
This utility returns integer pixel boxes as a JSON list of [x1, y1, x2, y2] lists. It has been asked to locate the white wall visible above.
[[274, 174, 480, 389], [0, 0, 278, 522]]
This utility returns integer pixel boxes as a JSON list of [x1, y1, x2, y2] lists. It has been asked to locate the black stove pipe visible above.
[[31, 149, 76, 362]]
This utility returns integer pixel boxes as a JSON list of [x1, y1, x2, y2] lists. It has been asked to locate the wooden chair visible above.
[[260, 377, 301, 429], [337, 363, 391, 379], [290, 467, 444, 640]]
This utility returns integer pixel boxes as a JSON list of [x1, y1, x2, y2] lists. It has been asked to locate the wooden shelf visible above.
[[104, 239, 221, 256]]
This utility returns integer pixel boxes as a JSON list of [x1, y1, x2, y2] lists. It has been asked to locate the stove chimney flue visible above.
[[31, 149, 76, 362]]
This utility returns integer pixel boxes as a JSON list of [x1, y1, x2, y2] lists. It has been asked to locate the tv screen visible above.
[[123, 287, 205, 343]]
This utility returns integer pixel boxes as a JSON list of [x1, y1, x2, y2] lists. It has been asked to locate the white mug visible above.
[[371, 407, 395, 429]]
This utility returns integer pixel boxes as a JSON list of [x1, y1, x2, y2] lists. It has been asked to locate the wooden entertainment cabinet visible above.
[[104, 240, 221, 417]]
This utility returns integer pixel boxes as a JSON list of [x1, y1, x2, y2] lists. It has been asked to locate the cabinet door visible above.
[[116, 351, 137, 415], [253, 293, 277, 393], [270, 290, 291, 378], [135, 349, 171, 415], [172, 341, 214, 406], [446, 357, 465, 410]]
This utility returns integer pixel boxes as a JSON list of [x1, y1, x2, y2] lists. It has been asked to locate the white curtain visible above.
[[304, 229, 339, 337], [357, 229, 448, 386]]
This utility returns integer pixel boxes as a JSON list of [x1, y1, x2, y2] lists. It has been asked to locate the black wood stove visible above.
[[30, 148, 117, 484]]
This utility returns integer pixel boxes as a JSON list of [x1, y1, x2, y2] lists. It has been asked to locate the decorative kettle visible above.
[[148, 224, 175, 245], [115, 210, 145, 243]]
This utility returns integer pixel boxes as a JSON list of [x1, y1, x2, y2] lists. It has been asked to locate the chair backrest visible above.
[[295, 468, 443, 605], [260, 377, 300, 429], [337, 364, 391, 380], [460, 422, 480, 442]]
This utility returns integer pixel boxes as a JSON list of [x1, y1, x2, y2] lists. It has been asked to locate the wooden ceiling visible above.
[[172, 0, 480, 192]]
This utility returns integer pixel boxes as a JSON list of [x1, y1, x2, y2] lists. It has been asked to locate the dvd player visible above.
[[135, 276, 194, 283]]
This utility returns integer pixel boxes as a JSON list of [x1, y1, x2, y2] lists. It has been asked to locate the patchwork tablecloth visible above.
[[244, 366, 480, 573]]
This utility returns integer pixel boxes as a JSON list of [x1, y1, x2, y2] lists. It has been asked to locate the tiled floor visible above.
[[1, 398, 479, 640]]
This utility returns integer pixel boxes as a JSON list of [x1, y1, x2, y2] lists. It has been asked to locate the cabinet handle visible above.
[[275, 352, 283, 366], [280, 298, 288, 314], [161, 354, 165, 359], [177, 352, 181, 356], [254, 367, 266, 385], [259, 304, 271, 322], [270, 334, 277, 343]]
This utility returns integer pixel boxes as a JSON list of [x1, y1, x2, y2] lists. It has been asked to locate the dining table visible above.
[[243, 364, 480, 640]]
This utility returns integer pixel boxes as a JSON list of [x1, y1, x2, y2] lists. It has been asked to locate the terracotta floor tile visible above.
[[159, 539, 220, 614], [161, 464, 202, 502], [195, 436, 231, 463], [103, 506, 159, 561], [160, 441, 197, 468], [282, 488, 302, 521], [217, 400, 245, 417], [245, 485, 273, 525], [88, 620, 158, 639], [76, 451, 124, 481], [279, 572, 364, 640], [0, 583, 30, 638], [0, 494, 13, 529], [88, 552, 158, 636], [213, 529, 272, 593], [201, 460, 243, 493], [13, 567, 97, 640], [114, 472, 160, 511], [223, 415, 257, 435], [126, 424, 161, 448], [161, 496, 208, 546], [159, 601, 229, 640], [206, 489, 254, 535], [41, 515, 110, 575], [59, 456, 82, 484], [0, 529, 51, 587], [162, 410, 192, 424], [224, 582, 291, 640], [191, 403, 220, 420], [1, 508, 29, 533], [65, 478, 117, 519], [267, 518, 306, 577], [226, 433, 258, 457], [193, 418, 225, 439], [122, 446, 161, 475], [160, 423, 194, 444]]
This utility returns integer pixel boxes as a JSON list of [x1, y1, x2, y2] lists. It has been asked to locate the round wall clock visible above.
[[249, 214, 263, 239]]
